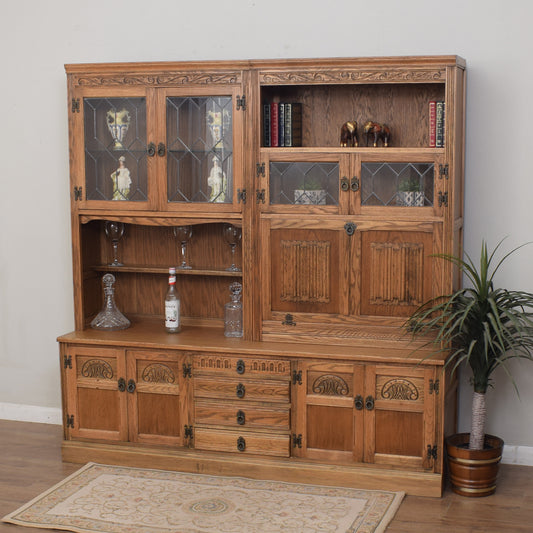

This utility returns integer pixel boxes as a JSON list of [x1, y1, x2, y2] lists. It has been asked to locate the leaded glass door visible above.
[[163, 88, 243, 212], [73, 89, 155, 210]]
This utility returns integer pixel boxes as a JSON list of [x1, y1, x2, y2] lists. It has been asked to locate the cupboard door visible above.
[[263, 218, 352, 320], [64, 346, 127, 441], [364, 365, 436, 470], [71, 88, 157, 211], [126, 350, 191, 446], [294, 361, 364, 462], [161, 87, 244, 213], [359, 228, 436, 317]]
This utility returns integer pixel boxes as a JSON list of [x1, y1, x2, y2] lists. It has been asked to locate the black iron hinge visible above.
[[73, 186, 83, 201], [71, 98, 80, 113], [236, 95, 246, 111], [292, 369, 302, 386], [182, 363, 192, 379], [429, 379, 440, 395], [64, 355, 72, 369], [439, 164, 449, 179], [427, 444, 438, 460], [256, 162, 265, 177], [256, 189, 265, 204], [438, 191, 448, 207], [66, 414, 74, 428], [237, 188, 247, 204], [292, 433, 302, 448]]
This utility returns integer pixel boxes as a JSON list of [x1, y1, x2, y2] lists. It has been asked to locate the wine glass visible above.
[[104, 221, 125, 266], [174, 226, 193, 269], [223, 224, 242, 272]]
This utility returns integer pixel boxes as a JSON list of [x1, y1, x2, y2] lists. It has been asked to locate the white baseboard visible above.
[[1, 402, 532, 466], [501, 444, 533, 466], [0, 402, 62, 425]]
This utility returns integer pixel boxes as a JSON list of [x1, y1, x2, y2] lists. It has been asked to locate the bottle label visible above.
[[165, 300, 180, 328]]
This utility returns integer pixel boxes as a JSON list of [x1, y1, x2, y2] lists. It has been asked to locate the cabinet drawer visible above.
[[194, 428, 290, 457], [193, 354, 291, 379], [194, 376, 290, 403], [194, 399, 290, 430]]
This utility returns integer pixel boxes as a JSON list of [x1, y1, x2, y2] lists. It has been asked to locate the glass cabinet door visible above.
[[165, 94, 238, 209], [82, 96, 150, 206], [261, 153, 351, 214]]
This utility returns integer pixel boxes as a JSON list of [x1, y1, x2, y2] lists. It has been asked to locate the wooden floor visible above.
[[0, 420, 532, 532]]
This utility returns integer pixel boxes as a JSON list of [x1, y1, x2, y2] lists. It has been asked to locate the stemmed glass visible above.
[[174, 226, 193, 269], [104, 221, 125, 266], [223, 224, 242, 272]]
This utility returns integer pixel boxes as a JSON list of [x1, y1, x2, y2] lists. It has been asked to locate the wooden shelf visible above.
[[92, 265, 242, 277]]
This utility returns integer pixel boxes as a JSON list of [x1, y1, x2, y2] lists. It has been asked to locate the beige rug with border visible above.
[[3, 462, 404, 533]]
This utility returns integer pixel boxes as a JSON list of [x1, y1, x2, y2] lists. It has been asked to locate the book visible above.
[[278, 102, 285, 147], [435, 101, 445, 148], [270, 102, 279, 147], [263, 104, 271, 147], [284, 103, 302, 147], [428, 101, 436, 148]]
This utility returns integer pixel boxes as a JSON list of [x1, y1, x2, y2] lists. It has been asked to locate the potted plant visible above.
[[406, 239, 533, 496], [294, 175, 327, 205], [398, 176, 424, 207]]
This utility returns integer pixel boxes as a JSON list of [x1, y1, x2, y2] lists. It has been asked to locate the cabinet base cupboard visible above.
[[59, 56, 465, 497]]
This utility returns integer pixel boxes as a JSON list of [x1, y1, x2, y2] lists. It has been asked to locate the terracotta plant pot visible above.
[[446, 433, 504, 497]]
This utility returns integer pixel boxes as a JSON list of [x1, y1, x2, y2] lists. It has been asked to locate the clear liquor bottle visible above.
[[165, 267, 181, 333]]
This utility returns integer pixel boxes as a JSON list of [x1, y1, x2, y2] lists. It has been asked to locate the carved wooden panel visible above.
[[270, 228, 341, 314], [193, 354, 290, 377], [360, 231, 433, 317], [280, 239, 330, 303], [311, 374, 350, 396], [77, 357, 116, 382], [377, 376, 424, 404]]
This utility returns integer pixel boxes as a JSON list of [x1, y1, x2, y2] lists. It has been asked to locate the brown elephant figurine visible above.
[[363, 121, 391, 147], [340, 121, 358, 147]]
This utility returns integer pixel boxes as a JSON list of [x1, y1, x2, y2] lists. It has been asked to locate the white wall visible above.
[[1, 0, 533, 453]]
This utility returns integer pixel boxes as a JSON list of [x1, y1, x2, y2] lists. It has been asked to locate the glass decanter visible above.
[[224, 282, 243, 338], [90, 273, 131, 330]]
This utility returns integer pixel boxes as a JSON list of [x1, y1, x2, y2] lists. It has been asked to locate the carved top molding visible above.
[[259, 68, 445, 85], [73, 71, 242, 87]]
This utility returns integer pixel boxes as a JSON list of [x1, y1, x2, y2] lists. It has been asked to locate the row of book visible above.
[[429, 101, 445, 148], [263, 102, 303, 147]]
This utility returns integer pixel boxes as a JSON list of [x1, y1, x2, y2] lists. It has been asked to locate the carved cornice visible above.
[[260, 68, 445, 84], [74, 71, 242, 87]]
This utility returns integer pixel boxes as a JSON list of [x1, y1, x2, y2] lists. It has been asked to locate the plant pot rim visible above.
[[446, 433, 504, 455]]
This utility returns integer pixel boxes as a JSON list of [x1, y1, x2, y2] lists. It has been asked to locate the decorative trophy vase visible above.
[[91, 273, 131, 331], [107, 108, 131, 150]]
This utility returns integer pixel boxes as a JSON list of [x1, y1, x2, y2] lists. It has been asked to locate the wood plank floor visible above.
[[0, 419, 532, 532]]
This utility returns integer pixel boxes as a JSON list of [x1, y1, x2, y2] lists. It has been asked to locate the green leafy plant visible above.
[[398, 176, 421, 192], [406, 239, 533, 450]]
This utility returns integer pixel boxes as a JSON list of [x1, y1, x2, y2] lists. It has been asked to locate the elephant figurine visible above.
[[340, 121, 359, 147], [363, 121, 391, 147]]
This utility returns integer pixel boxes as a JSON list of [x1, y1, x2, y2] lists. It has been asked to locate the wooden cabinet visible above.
[[59, 56, 465, 496]]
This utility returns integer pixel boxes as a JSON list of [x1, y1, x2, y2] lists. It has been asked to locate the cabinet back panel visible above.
[[261, 84, 445, 148]]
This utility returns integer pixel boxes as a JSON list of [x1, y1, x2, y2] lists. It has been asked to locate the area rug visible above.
[[2, 462, 404, 533]]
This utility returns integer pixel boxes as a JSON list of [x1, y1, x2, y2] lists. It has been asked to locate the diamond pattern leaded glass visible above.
[[84, 98, 148, 202], [361, 162, 434, 207], [166, 97, 233, 203], [269, 162, 339, 205]]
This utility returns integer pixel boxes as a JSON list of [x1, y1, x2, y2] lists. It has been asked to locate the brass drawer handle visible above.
[[236, 383, 245, 398], [236, 410, 246, 425], [237, 436, 246, 452], [236, 359, 245, 375]]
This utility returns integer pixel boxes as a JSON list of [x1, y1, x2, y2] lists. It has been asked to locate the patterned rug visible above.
[[3, 463, 404, 533]]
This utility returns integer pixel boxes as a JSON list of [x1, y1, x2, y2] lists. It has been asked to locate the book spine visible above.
[[285, 103, 292, 147], [270, 102, 279, 147], [263, 104, 271, 147], [290, 103, 303, 147], [436, 101, 445, 148], [428, 101, 436, 148], [278, 103, 285, 147]]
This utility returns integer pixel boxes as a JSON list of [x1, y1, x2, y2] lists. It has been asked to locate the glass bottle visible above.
[[90, 273, 131, 330], [165, 267, 181, 333], [224, 282, 243, 337]]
